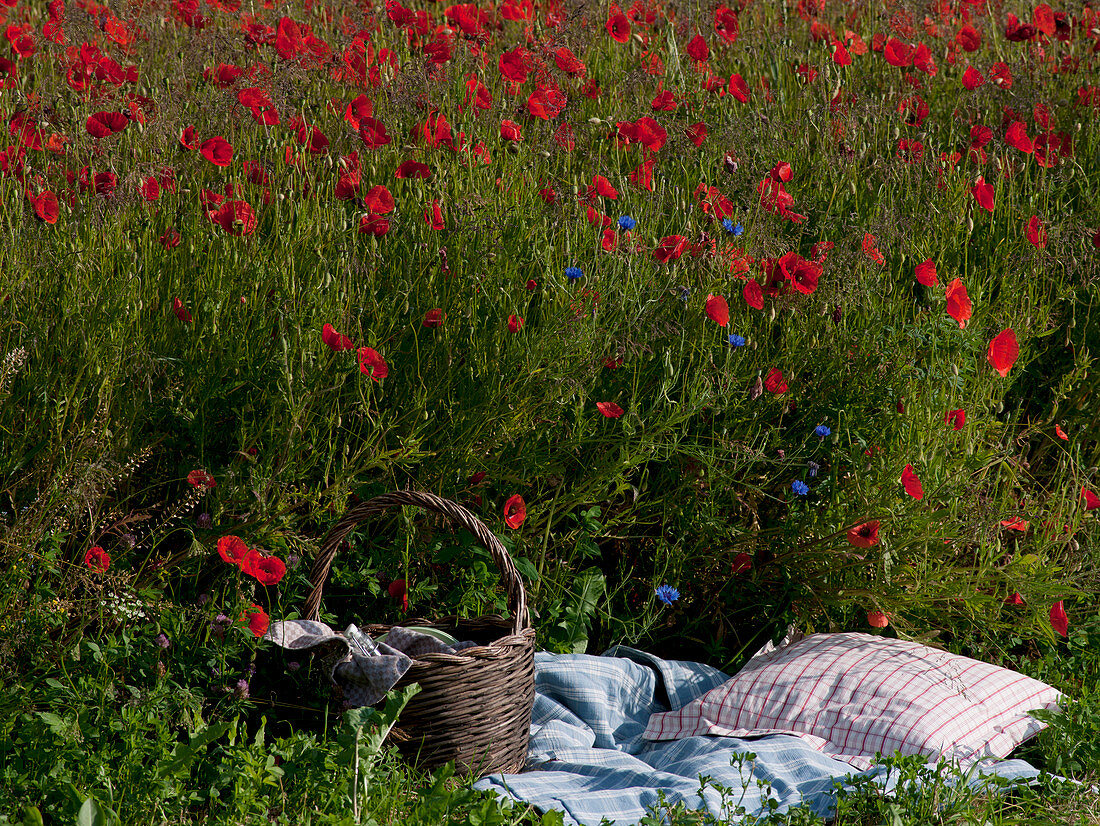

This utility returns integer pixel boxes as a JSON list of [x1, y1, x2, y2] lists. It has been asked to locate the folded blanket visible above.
[[473, 646, 1044, 826]]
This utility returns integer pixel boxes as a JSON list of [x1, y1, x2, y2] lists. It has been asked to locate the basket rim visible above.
[[302, 490, 530, 635]]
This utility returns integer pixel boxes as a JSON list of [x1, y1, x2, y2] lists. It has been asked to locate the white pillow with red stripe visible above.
[[643, 632, 1061, 770]]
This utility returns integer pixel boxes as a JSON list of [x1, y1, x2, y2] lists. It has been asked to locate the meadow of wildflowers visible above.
[[0, 0, 1099, 821]]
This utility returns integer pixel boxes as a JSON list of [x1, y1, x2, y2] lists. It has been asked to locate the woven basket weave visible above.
[[302, 490, 536, 778]]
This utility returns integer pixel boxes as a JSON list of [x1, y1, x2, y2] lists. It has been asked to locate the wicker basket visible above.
[[302, 490, 536, 778]]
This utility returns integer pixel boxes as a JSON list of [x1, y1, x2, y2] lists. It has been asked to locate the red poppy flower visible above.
[[553, 122, 575, 152], [591, 175, 618, 199], [1000, 518, 1029, 532], [498, 46, 530, 83], [684, 122, 707, 148], [241, 604, 270, 637], [971, 176, 994, 213], [86, 111, 129, 138], [832, 41, 852, 65], [961, 66, 984, 89], [250, 554, 287, 585], [322, 323, 354, 351], [727, 73, 749, 103], [187, 469, 216, 489], [200, 136, 234, 167], [140, 177, 160, 202], [945, 409, 966, 430], [653, 235, 688, 263], [172, 297, 192, 323], [1082, 488, 1100, 510], [1005, 122, 1033, 154], [160, 228, 181, 249], [990, 62, 1012, 88], [847, 521, 880, 548], [956, 24, 981, 51], [1026, 215, 1047, 249], [596, 401, 624, 418], [861, 233, 885, 265], [779, 252, 821, 295], [1004, 592, 1025, 606], [503, 494, 526, 529], [945, 278, 972, 329], [508, 314, 524, 332], [901, 464, 923, 500], [179, 126, 197, 150], [209, 200, 257, 236], [28, 189, 59, 224], [554, 47, 586, 76], [217, 535, 249, 565], [883, 38, 913, 67], [743, 280, 764, 310], [358, 213, 389, 236], [685, 34, 709, 62], [424, 200, 444, 230], [94, 172, 118, 198], [359, 117, 392, 148], [1055, 425, 1068, 440], [500, 119, 522, 142], [528, 86, 567, 120], [388, 578, 409, 612], [914, 259, 938, 286], [987, 328, 1019, 377], [867, 610, 890, 629], [362, 185, 394, 215], [358, 347, 388, 381], [764, 368, 788, 394], [422, 308, 445, 327], [630, 157, 654, 191], [606, 11, 630, 43], [705, 294, 729, 327], [84, 546, 111, 573], [395, 159, 431, 179], [730, 552, 751, 574], [1050, 600, 1068, 637]]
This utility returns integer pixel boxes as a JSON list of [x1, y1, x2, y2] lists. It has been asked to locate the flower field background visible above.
[[1, 0, 1099, 822]]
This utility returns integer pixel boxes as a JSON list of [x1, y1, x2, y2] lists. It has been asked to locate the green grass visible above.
[[1, 0, 1099, 822]]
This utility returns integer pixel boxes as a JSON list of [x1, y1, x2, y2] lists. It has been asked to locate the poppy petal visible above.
[[705, 294, 729, 327], [987, 328, 1019, 377], [1050, 600, 1068, 637], [901, 464, 924, 500]]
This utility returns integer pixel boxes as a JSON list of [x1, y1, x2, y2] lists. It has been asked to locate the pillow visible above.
[[643, 632, 1061, 770]]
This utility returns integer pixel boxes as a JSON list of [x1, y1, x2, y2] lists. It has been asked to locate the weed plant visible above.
[[0, 0, 1098, 822]]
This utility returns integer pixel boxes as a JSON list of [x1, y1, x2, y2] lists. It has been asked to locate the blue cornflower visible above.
[[565, 266, 583, 282], [728, 334, 746, 347], [791, 480, 810, 496], [654, 584, 680, 606], [618, 215, 636, 231], [815, 425, 831, 438], [722, 218, 745, 236]]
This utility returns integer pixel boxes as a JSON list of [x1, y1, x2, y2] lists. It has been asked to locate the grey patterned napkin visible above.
[[265, 619, 477, 707]]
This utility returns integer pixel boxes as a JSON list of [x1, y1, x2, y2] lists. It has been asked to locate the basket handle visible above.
[[302, 490, 530, 636]]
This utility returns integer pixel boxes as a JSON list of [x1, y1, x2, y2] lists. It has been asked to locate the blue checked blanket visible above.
[[472, 647, 1044, 825]]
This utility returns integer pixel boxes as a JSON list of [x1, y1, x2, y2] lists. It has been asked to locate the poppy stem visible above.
[[534, 480, 564, 599]]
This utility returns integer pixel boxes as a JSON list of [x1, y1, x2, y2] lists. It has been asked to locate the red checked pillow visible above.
[[644, 633, 1061, 770]]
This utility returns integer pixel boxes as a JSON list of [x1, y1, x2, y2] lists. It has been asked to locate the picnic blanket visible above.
[[473, 646, 1045, 825]]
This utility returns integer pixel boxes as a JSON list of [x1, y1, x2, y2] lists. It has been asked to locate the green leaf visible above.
[[156, 722, 230, 778], [20, 806, 43, 826], [514, 556, 539, 582], [76, 799, 108, 826], [36, 712, 65, 734], [548, 568, 605, 654]]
